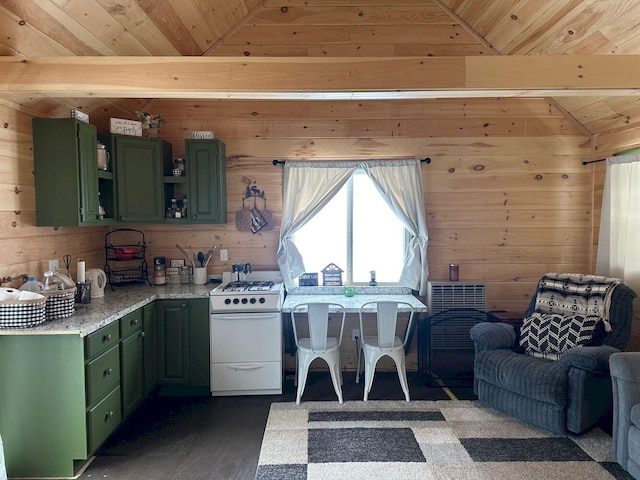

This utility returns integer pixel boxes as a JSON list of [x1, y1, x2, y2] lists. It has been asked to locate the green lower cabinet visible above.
[[0, 335, 87, 478], [157, 298, 210, 394], [189, 298, 210, 387], [121, 330, 144, 418], [0, 298, 205, 478], [143, 301, 158, 394], [120, 309, 144, 419]]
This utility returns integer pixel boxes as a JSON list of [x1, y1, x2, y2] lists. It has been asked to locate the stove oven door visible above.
[[209, 311, 282, 395]]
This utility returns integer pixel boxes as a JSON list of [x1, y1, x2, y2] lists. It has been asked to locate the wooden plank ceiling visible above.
[[0, 0, 639, 135]]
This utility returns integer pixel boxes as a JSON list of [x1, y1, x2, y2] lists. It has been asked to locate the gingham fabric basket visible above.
[[0, 296, 47, 328], [42, 287, 76, 320]]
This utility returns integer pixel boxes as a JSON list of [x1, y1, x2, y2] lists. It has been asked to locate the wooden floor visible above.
[[80, 371, 474, 480]]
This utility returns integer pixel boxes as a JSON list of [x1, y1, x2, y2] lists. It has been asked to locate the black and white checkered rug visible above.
[[255, 400, 632, 480]]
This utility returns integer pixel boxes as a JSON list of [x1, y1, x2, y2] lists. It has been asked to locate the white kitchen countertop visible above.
[[0, 283, 213, 337]]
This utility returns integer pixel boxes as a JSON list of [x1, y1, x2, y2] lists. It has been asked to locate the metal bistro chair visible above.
[[356, 301, 415, 401], [291, 302, 346, 404]]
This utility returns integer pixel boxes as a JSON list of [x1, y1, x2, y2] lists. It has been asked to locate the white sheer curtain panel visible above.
[[596, 153, 640, 318], [276, 161, 357, 287], [277, 159, 429, 294], [362, 160, 429, 294]]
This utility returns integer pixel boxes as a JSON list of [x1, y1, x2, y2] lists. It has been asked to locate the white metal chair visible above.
[[356, 301, 415, 401], [291, 302, 346, 404]]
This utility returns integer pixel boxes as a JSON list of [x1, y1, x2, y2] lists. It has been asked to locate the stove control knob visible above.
[[224, 298, 231, 305], [233, 298, 240, 304], [250, 298, 256, 304], [241, 298, 248, 304], [259, 297, 266, 304]]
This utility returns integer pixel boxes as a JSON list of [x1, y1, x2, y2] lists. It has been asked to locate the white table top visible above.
[[282, 293, 427, 313]]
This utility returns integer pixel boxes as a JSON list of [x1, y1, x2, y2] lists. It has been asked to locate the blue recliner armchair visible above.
[[470, 273, 636, 435], [610, 352, 640, 479]]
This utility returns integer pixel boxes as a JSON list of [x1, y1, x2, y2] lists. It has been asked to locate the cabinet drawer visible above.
[[120, 309, 143, 338], [85, 322, 120, 359], [86, 345, 121, 406], [211, 362, 281, 394], [87, 386, 121, 454]]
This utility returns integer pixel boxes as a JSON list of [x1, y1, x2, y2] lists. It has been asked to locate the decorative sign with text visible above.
[[110, 118, 142, 136], [191, 131, 215, 139]]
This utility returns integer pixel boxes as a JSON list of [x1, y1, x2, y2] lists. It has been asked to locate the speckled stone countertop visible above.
[[282, 285, 427, 313], [0, 283, 213, 337]]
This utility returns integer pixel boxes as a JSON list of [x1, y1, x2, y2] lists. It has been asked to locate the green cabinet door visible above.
[[121, 330, 144, 418], [143, 301, 158, 394], [120, 309, 144, 418], [189, 298, 210, 387], [185, 139, 227, 223], [157, 299, 190, 384], [157, 299, 210, 394], [33, 118, 111, 226], [100, 134, 170, 223]]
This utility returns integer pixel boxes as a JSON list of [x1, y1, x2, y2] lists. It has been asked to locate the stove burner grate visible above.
[[222, 281, 274, 292]]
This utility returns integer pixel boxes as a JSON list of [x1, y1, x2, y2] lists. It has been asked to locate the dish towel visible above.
[[0, 433, 6, 480]]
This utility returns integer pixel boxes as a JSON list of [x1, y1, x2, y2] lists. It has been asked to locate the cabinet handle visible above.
[[105, 411, 114, 420], [131, 318, 138, 325], [120, 216, 126, 221], [141, 331, 146, 337], [182, 303, 187, 308], [104, 368, 113, 376], [104, 334, 112, 342], [191, 214, 197, 220]]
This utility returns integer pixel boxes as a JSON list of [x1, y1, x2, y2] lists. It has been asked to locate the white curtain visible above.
[[276, 159, 429, 294], [596, 153, 640, 320]]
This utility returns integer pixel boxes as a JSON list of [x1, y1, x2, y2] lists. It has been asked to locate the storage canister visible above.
[[154, 256, 167, 285]]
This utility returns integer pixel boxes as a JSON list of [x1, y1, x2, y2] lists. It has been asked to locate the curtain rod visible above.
[[272, 157, 431, 166], [583, 158, 606, 165]]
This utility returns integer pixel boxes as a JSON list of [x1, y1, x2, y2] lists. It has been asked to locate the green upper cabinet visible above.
[[100, 133, 171, 223], [33, 118, 114, 226], [185, 139, 227, 224]]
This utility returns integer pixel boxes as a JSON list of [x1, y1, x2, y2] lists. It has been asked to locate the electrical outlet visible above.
[[352, 329, 359, 341], [220, 249, 228, 261], [48, 259, 59, 272]]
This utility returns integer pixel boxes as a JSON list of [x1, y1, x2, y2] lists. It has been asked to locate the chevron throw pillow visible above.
[[519, 313, 605, 360]]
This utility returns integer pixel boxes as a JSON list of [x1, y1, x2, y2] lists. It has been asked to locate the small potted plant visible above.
[[136, 111, 164, 137]]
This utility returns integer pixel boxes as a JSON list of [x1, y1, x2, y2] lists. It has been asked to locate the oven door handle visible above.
[[228, 363, 266, 371]]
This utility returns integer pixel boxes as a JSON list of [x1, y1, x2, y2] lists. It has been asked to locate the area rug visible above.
[[255, 400, 632, 480]]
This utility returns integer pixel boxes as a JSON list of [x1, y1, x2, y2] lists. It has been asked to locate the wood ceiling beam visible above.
[[0, 55, 639, 99]]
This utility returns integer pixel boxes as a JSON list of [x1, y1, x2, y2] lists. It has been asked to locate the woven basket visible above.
[[42, 287, 76, 320], [0, 296, 47, 329]]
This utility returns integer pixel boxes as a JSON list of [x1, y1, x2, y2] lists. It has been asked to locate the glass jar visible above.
[[43, 271, 64, 291], [173, 158, 185, 174], [97, 143, 110, 170]]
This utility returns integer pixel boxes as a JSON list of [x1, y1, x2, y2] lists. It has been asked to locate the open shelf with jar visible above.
[[163, 157, 188, 222]]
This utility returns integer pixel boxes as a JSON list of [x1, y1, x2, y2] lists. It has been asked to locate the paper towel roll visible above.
[[0, 288, 21, 301], [77, 259, 85, 283]]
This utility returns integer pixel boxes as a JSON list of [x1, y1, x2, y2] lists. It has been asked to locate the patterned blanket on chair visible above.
[[534, 273, 622, 328]]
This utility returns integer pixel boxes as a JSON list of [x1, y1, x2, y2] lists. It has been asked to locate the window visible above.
[[293, 169, 407, 284]]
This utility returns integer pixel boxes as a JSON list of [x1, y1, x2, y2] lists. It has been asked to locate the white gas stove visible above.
[[209, 271, 284, 396]]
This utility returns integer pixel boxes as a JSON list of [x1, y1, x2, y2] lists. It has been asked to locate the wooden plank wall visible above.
[[592, 125, 640, 352], [1, 95, 600, 366]]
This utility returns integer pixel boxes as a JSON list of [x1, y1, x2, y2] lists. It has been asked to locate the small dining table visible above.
[[281, 286, 428, 356]]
